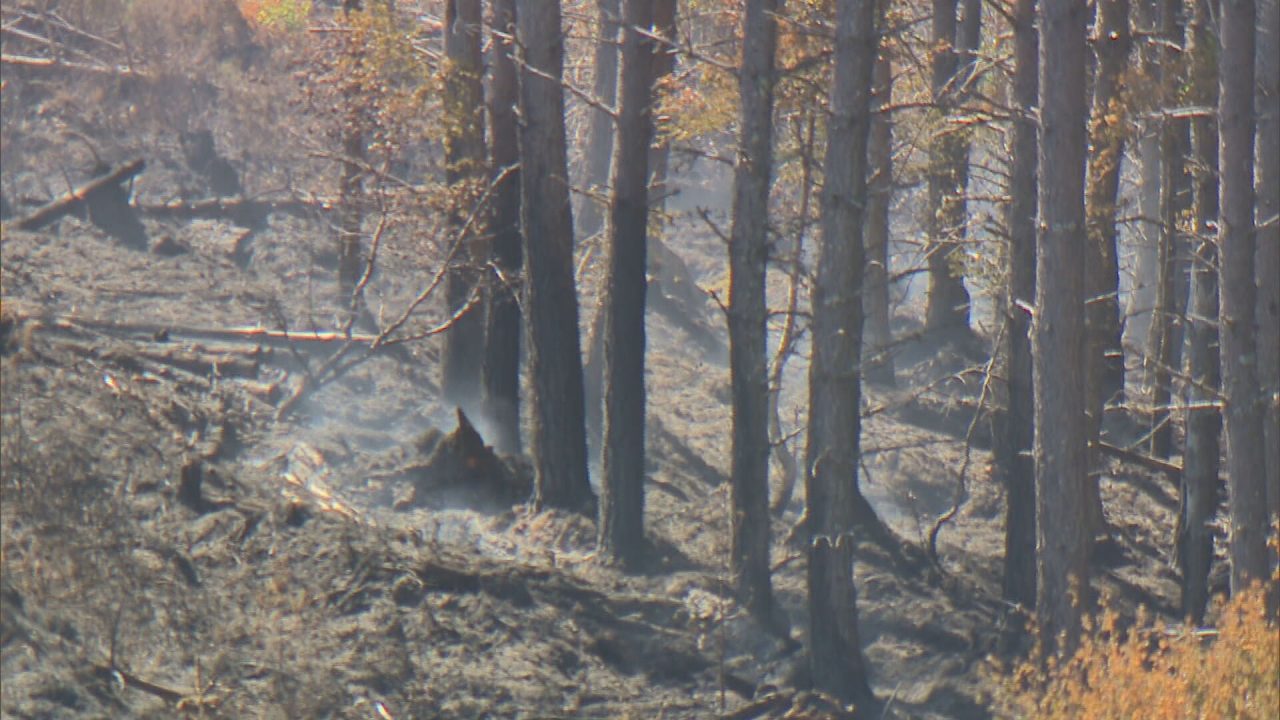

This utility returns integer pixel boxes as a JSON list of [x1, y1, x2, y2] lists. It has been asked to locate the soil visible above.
[[1, 6, 1189, 719]]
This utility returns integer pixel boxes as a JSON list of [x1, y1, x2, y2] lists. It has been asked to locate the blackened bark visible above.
[[579, 0, 621, 241], [996, 0, 1039, 616], [729, 0, 785, 633], [923, 0, 976, 333], [599, 0, 655, 568], [517, 0, 595, 513], [1178, 0, 1219, 623], [442, 0, 489, 409], [1256, 0, 1280, 524], [1147, 0, 1191, 459], [864, 49, 896, 387], [1219, 0, 1269, 591], [805, 0, 878, 704], [1034, 0, 1091, 656], [482, 0, 522, 455]]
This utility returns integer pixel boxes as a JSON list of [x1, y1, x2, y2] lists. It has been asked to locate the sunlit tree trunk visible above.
[[995, 0, 1039, 618], [1255, 0, 1280, 525], [805, 0, 879, 704], [1034, 0, 1091, 656], [1219, 0, 1269, 592], [728, 0, 786, 634]]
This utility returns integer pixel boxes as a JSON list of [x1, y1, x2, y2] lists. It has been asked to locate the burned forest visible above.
[[1, 0, 1278, 718]]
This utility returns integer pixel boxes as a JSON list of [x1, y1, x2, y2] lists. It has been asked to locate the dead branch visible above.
[[12, 159, 145, 231], [0, 52, 146, 78]]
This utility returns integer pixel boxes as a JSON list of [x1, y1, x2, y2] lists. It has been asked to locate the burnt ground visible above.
[[1, 11, 1187, 719]]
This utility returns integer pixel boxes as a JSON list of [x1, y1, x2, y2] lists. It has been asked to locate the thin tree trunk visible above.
[[768, 112, 814, 516], [996, 0, 1038, 618], [579, 0, 621, 242], [1219, 0, 1270, 592], [1034, 0, 1091, 657], [336, 4, 366, 298], [1083, 0, 1130, 438], [1127, 0, 1162, 351], [805, 0, 878, 705], [1147, 0, 1190, 459], [924, 0, 974, 333], [599, 0, 655, 568], [1255, 0, 1280, 525], [864, 49, 896, 387], [517, 0, 595, 514], [1178, 0, 1220, 623], [728, 0, 785, 634], [441, 0, 488, 409], [482, 0, 522, 455], [648, 0, 678, 216]]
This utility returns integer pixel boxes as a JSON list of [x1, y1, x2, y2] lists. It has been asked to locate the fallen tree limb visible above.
[[0, 52, 147, 78], [13, 159, 146, 231], [1098, 440, 1182, 479], [137, 197, 332, 225]]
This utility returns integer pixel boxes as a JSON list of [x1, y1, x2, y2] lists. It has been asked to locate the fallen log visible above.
[[137, 197, 332, 227], [13, 158, 146, 231]]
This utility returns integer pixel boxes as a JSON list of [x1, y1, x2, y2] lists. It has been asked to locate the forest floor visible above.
[[1, 19, 1191, 720]]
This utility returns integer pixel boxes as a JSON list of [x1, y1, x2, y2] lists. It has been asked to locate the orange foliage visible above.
[[999, 583, 1280, 719]]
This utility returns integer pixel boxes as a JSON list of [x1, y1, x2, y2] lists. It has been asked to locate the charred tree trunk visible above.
[[728, 0, 785, 634], [805, 0, 878, 705], [1178, 0, 1220, 623], [599, 0, 656, 568], [441, 0, 489, 409], [1080, 0, 1131, 539], [1147, 0, 1191, 459], [579, 0, 621, 241], [482, 0, 522, 455], [996, 0, 1039, 617], [1034, 0, 1091, 656], [1219, 0, 1269, 592], [517, 0, 595, 514], [1256, 0, 1280, 524], [923, 0, 975, 333], [863, 49, 896, 387]]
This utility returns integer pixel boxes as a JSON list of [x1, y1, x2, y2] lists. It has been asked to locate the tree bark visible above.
[[1219, 0, 1270, 591], [517, 0, 595, 514], [441, 0, 489, 409], [578, 0, 621, 242], [599, 0, 656, 568], [1034, 0, 1091, 656], [863, 49, 896, 387], [729, 0, 785, 633], [1147, 0, 1191, 459], [995, 0, 1038, 617], [1255, 0, 1280, 525], [923, 0, 975, 333], [482, 0, 522, 455], [805, 0, 878, 705], [1178, 0, 1220, 623]]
